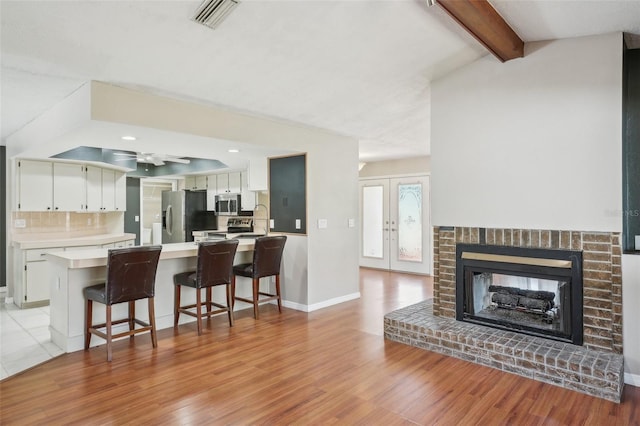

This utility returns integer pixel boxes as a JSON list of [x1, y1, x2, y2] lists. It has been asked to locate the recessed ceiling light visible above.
[[228, 149, 240, 153], [121, 135, 136, 141]]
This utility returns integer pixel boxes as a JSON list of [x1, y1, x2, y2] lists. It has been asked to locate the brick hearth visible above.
[[384, 300, 624, 402]]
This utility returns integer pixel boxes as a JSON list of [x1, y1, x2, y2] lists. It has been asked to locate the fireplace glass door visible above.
[[456, 244, 583, 345], [467, 271, 571, 337]]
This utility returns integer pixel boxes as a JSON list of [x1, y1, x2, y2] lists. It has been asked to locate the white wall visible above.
[[622, 255, 640, 385], [359, 156, 430, 178], [431, 33, 640, 382], [431, 33, 622, 232]]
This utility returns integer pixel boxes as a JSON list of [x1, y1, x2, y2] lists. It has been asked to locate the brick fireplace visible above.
[[384, 226, 625, 402], [435, 227, 622, 353]]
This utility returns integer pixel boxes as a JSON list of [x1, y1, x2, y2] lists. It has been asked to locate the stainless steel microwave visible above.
[[215, 193, 241, 216]]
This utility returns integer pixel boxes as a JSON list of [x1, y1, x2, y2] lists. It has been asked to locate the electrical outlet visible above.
[[14, 219, 26, 228], [318, 219, 328, 229], [295, 219, 301, 229], [134, 215, 140, 223], [270, 219, 275, 229], [348, 218, 355, 228]]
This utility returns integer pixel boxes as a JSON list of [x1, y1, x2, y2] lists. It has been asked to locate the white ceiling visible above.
[[2, 0, 639, 163]]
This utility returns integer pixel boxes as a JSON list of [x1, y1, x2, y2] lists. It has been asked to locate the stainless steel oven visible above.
[[215, 193, 240, 216]]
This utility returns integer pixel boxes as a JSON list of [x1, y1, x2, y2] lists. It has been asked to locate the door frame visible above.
[[359, 173, 432, 275]]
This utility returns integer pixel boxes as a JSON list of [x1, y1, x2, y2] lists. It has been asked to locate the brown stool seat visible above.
[[232, 235, 287, 319], [84, 245, 162, 362], [173, 239, 239, 335]]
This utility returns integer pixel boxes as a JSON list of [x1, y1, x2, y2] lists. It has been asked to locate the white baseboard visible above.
[[625, 372, 640, 387], [282, 292, 361, 313]]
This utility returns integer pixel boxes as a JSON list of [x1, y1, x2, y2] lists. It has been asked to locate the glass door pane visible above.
[[397, 183, 422, 262], [362, 185, 384, 258]]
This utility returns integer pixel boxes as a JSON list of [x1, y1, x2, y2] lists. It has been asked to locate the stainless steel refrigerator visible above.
[[161, 190, 211, 243]]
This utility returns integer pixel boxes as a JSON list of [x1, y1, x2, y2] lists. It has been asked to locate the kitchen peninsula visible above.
[[46, 240, 256, 353]]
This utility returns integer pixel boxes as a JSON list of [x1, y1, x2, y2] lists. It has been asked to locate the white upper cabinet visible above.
[[216, 173, 229, 193], [185, 175, 207, 190], [228, 172, 241, 193], [85, 166, 103, 212], [248, 158, 268, 191], [84, 166, 126, 212], [17, 160, 125, 213], [53, 163, 86, 211], [241, 171, 255, 211], [114, 171, 126, 211], [17, 160, 53, 211], [101, 169, 116, 211]]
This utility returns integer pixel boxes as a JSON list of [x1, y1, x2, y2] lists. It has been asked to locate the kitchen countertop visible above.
[[47, 240, 256, 269], [11, 233, 137, 250]]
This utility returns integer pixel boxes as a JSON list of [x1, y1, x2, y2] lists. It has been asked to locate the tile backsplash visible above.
[[11, 212, 123, 238]]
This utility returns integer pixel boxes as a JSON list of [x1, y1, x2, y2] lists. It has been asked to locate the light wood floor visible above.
[[1, 268, 639, 425]]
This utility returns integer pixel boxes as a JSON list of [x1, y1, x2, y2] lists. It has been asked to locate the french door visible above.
[[359, 176, 430, 274]]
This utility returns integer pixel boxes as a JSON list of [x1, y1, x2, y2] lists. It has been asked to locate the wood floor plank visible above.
[[1, 268, 639, 425]]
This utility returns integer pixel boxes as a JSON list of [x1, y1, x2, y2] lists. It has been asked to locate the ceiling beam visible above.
[[437, 0, 524, 62]]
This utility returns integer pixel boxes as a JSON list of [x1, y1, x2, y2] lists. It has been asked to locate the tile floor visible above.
[[0, 295, 64, 380]]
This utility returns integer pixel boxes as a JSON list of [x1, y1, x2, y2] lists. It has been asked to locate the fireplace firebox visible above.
[[456, 244, 583, 345]]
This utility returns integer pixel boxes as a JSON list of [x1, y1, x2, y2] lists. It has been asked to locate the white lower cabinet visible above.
[[14, 247, 64, 308], [13, 238, 136, 308]]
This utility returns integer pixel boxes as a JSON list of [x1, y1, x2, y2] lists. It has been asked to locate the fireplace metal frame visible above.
[[456, 244, 583, 345]]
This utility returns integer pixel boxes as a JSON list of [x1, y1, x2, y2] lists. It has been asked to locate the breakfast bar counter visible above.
[[46, 241, 255, 352]]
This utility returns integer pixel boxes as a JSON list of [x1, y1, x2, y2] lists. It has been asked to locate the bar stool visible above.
[[84, 245, 162, 362], [173, 239, 239, 335], [232, 235, 287, 319]]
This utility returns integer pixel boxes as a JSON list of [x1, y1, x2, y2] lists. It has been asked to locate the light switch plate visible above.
[[348, 218, 355, 228], [318, 219, 328, 229], [134, 215, 140, 223], [14, 219, 26, 228], [635, 235, 640, 250]]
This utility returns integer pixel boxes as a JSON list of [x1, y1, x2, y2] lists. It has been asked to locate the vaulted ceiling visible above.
[[2, 1, 639, 162]]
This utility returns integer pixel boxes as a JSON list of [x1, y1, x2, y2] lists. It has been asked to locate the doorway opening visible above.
[[359, 176, 431, 274]]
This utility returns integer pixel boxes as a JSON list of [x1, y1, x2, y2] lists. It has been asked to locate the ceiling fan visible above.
[[114, 152, 191, 166]]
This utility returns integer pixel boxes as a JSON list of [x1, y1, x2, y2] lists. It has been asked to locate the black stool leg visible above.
[[129, 301, 135, 341], [252, 278, 260, 319], [85, 299, 93, 350], [106, 305, 113, 362], [226, 283, 234, 327], [174, 285, 181, 327], [149, 297, 157, 348], [196, 287, 203, 336]]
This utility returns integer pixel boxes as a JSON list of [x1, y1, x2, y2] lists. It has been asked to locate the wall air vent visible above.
[[191, 0, 240, 30]]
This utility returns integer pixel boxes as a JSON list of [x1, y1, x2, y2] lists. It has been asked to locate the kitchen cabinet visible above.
[[102, 240, 134, 249], [12, 236, 136, 308], [17, 160, 53, 211], [214, 172, 241, 194], [185, 175, 208, 190], [248, 158, 268, 191], [14, 247, 64, 308], [241, 171, 255, 211], [16, 160, 87, 212], [53, 163, 86, 211], [86, 166, 126, 211]]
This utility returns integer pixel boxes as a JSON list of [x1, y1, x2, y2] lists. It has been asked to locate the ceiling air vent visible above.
[[191, 0, 240, 30]]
